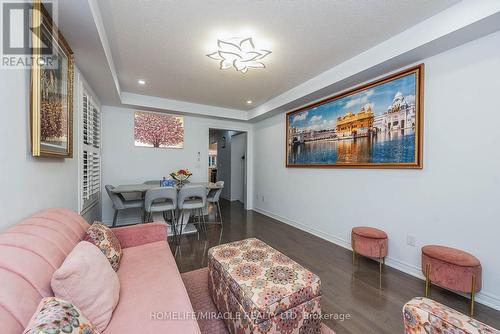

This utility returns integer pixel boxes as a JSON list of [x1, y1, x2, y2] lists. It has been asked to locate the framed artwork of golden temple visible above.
[[30, 1, 74, 158], [286, 64, 424, 169]]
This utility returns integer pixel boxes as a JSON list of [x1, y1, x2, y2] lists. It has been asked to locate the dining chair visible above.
[[177, 185, 207, 243], [105, 185, 144, 227], [207, 181, 224, 225], [144, 187, 177, 240]]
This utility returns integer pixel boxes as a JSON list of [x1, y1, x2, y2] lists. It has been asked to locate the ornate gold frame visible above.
[[285, 64, 424, 169], [30, 0, 74, 158]]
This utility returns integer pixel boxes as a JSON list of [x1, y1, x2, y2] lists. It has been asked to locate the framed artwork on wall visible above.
[[286, 64, 424, 169], [134, 111, 184, 149], [31, 1, 74, 157]]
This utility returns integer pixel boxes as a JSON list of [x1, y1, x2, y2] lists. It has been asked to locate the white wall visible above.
[[231, 133, 246, 203], [0, 69, 78, 230], [253, 31, 500, 310], [101, 106, 253, 224]]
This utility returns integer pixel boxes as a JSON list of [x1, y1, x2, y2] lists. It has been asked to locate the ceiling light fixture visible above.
[[207, 37, 271, 73], [138, 79, 146, 85], [246, 100, 252, 104]]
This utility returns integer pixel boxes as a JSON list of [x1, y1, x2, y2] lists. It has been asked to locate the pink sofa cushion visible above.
[[422, 245, 480, 267], [51, 241, 120, 332], [0, 209, 90, 331], [111, 222, 167, 249], [23, 297, 99, 334], [84, 222, 122, 271], [103, 241, 200, 334]]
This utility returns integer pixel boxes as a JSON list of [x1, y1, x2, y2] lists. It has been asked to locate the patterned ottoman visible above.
[[208, 238, 322, 334], [403, 297, 499, 334]]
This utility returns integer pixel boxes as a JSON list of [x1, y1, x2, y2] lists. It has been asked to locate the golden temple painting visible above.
[[286, 65, 423, 169]]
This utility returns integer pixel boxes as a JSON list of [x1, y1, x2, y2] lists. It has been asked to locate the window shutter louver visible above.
[[81, 87, 101, 211]]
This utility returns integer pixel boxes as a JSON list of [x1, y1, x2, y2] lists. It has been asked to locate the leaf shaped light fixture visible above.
[[206, 37, 271, 73]]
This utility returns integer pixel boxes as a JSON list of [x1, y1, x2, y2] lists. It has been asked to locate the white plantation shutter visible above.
[[82, 151, 101, 201], [81, 88, 101, 211], [83, 94, 101, 148]]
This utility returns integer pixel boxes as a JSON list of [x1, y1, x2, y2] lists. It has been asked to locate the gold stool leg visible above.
[[425, 264, 431, 297], [352, 235, 356, 265], [470, 274, 476, 316], [379, 245, 383, 281]]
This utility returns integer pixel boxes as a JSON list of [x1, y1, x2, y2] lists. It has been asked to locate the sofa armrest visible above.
[[111, 222, 167, 249], [403, 297, 499, 334]]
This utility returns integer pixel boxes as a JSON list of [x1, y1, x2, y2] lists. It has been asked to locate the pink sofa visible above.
[[0, 208, 201, 334]]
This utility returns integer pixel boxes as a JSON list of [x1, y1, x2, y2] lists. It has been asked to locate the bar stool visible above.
[[422, 245, 482, 316], [105, 185, 144, 227], [177, 185, 207, 243], [207, 181, 224, 224], [351, 226, 388, 280], [144, 187, 177, 239]]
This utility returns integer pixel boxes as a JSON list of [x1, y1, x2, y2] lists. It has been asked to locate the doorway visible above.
[[208, 129, 247, 206]]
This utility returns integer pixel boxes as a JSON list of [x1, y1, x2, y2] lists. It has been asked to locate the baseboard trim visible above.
[[252, 207, 500, 312]]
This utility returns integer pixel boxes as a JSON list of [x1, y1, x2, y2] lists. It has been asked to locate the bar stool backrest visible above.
[[178, 185, 207, 209], [144, 187, 177, 212], [105, 185, 125, 210]]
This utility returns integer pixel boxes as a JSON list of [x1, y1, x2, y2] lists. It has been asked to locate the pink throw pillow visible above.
[[51, 241, 120, 332]]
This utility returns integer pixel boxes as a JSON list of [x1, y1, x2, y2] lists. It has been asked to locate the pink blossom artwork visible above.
[[134, 111, 184, 148]]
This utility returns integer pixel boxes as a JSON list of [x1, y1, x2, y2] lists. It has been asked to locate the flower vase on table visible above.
[[170, 169, 192, 188]]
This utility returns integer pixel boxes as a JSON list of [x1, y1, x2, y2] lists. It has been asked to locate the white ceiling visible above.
[[97, 0, 460, 110]]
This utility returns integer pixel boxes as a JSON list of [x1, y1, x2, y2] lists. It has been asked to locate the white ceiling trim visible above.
[[89, 0, 500, 122], [248, 0, 500, 120], [87, 0, 121, 97], [120, 92, 249, 120]]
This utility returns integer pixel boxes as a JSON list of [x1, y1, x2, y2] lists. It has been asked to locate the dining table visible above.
[[110, 181, 221, 194], [111, 181, 222, 235]]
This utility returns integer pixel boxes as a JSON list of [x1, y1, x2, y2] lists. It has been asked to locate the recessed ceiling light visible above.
[[138, 79, 146, 85], [246, 100, 252, 104], [207, 37, 271, 73]]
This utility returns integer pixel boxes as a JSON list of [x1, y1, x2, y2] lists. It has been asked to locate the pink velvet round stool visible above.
[[351, 227, 388, 279], [422, 245, 482, 316]]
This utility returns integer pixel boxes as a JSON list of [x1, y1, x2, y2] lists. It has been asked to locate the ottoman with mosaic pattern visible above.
[[208, 238, 322, 334], [403, 297, 499, 334]]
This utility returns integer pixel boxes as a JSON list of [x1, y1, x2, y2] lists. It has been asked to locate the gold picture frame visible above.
[[31, 0, 74, 158], [286, 64, 424, 169]]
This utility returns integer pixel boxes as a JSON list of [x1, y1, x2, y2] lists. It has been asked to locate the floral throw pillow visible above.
[[23, 297, 100, 334], [83, 222, 122, 271]]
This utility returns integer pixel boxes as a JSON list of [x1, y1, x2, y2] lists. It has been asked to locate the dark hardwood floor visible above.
[[169, 200, 500, 334]]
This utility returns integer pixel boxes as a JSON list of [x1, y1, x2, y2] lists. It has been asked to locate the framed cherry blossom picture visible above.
[[31, 2, 74, 157], [134, 111, 184, 149]]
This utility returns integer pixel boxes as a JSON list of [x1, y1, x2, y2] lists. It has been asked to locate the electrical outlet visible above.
[[261, 195, 265, 202], [407, 235, 416, 247]]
